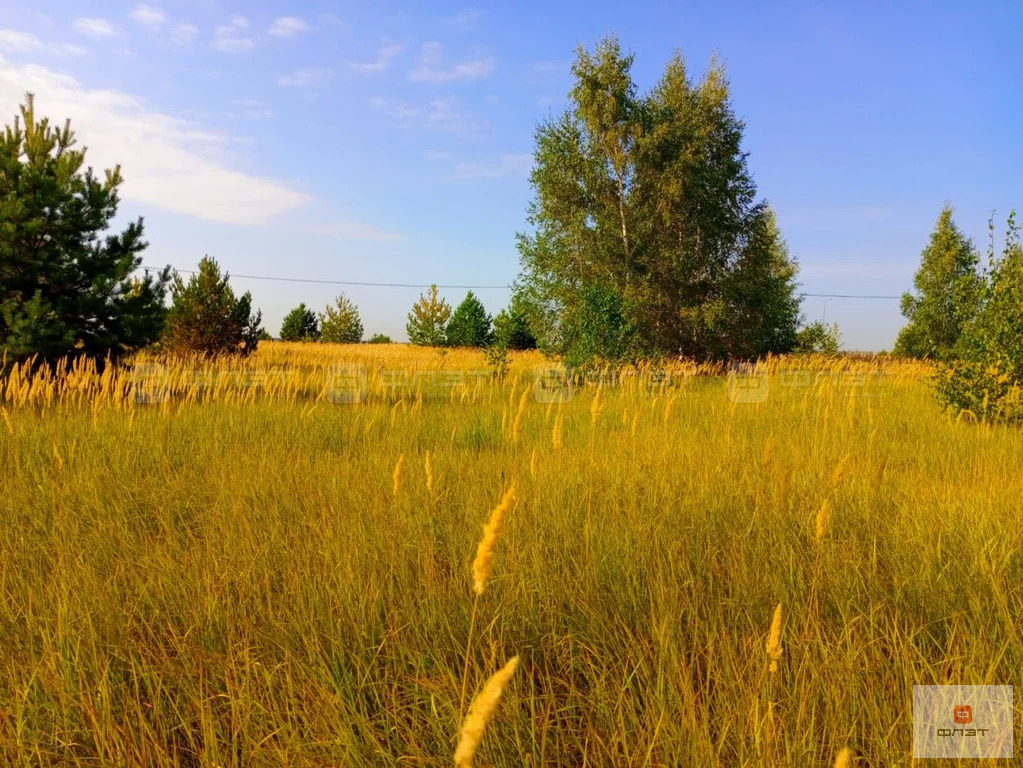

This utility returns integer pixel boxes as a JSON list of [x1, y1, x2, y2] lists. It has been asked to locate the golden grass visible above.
[[0, 342, 1020, 765]]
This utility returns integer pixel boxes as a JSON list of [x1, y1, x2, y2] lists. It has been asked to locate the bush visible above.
[[366, 333, 392, 344], [794, 321, 841, 356]]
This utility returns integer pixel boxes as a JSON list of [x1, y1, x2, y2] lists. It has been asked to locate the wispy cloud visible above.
[[130, 4, 166, 29], [171, 23, 198, 45], [370, 95, 487, 137], [1, 28, 86, 57], [276, 67, 331, 88], [0, 29, 42, 52], [443, 8, 482, 30], [451, 153, 532, 180], [348, 44, 402, 74], [213, 16, 253, 52], [0, 53, 310, 225], [409, 41, 493, 83], [231, 98, 274, 120], [269, 16, 308, 37], [74, 18, 117, 38]]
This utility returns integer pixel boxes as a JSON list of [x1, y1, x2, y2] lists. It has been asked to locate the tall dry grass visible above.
[[0, 343, 1019, 766]]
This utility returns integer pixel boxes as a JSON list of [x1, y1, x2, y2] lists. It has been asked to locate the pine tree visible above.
[[894, 204, 983, 359], [280, 303, 320, 341], [493, 290, 538, 350], [406, 285, 451, 346], [0, 93, 169, 364], [445, 292, 493, 347], [319, 294, 364, 343], [163, 256, 263, 355], [516, 38, 800, 363]]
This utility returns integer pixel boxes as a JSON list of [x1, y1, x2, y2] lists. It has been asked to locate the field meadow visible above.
[[1, 343, 1021, 766]]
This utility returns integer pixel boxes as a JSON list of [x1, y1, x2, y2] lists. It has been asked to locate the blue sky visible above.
[[1, 1, 1020, 349]]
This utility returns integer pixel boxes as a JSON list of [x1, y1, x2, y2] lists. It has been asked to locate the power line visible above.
[[146, 265, 903, 299]]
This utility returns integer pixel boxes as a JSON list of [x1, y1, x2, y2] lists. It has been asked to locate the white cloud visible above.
[[275, 67, 331, 88], [130, 4, 166, 29], [269, 16, 308, 37], [213, 16, 253, 52], [0, 54, 310, 226], [409, 41, 493, 83], [0, 29, 87, 58], [348, 44, 402, 74], [171, 23, 198, 45], [74, 18, 117, 38], [0, 29, 42, 52], [443, 8, 482, 30], [370, 95, 486, 137], [452, 153, 532, 180]]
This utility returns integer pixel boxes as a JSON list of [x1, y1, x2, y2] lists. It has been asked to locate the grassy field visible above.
[[1, 344, 1020, 766]]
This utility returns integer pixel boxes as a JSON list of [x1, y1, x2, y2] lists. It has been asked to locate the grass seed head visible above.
[[472, 483, 516, 595], [454, 655, 520, 767], [766, 603, 783, 673]]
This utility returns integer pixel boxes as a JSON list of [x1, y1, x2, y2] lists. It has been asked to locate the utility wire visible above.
[[145, 265, 903, 299]]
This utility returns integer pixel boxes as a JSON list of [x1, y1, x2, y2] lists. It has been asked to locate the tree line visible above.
[[2, 36, 1019, 421]]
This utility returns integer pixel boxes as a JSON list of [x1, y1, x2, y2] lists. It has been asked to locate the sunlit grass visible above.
[[0, 343, 1019, 765]]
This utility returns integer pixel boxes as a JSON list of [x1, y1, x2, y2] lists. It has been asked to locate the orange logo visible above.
[[953, 705, 972, 724]]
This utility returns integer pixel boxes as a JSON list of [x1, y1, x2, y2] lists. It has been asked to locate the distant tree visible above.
[[937, 211, 1023, 422], [319, 294, 363, 343], [280, 303, 320, 341], [366, 333, 392, 344], [894, 204, 983, 360], [492, 289, 538, 350], [406, 285, 451, 346], [516, 37, 801, 364], [794, 321, 841, 355], [446, 291, 493, 347], [0, 93, 170, 364], [163, 256, 263, 356]]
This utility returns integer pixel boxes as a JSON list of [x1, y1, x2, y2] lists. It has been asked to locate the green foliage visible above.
[[406, 285, 451, 346], [366, 333, 392, 344], [517, 38, 801, 364], [163, 256, 263, 356], [894, 204, 983, 360], [937, 212, 1023, 422], [319, 294, 363, 343], [794, 321, 841, 356], [483, 343, 511, 380], [492, 290, 538, 350], [0, 93, 169, 364], [445, 292, 492, 348], [280, 303, 320, 342]]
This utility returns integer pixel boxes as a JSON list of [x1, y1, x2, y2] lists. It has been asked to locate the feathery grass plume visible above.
[[511, 388, 529, 443], [529, 449, 537, 479], [552, 412, 563, 450], [425, 451, 434, 494], [52, 443, 64, 470], [590, 389, 602, 428], [454, 655, 520, 767], [833, 747, 853, 768], [832, 454, 852, 485], [766, 603, 783, 673], [1, 407, 14, 435], [392, 453, 405, 497], [815, 498, 832, 540], [472, 483, 516, 595]]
